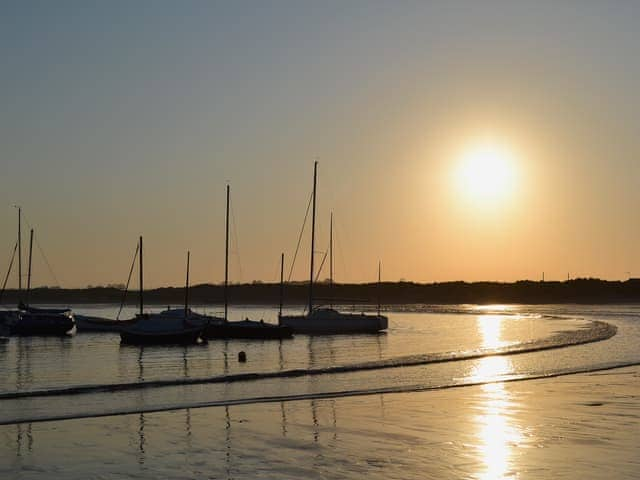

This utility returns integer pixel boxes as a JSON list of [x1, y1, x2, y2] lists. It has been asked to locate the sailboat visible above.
[[120, 238, 206, 345], [278, 161, 388, 334], [204, 185, 293, 340], [11, 228, 76, 336]]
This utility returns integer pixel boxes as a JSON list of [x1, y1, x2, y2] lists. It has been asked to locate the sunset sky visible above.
[[1, 1, 639, 288]]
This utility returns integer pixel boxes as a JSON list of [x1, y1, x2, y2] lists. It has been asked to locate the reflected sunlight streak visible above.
[[478, 315, 511, 350], [476, 382, 522, 480], [471, 313, 522, 479]]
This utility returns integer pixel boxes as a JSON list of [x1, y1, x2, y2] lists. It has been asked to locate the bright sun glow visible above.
[[456, 140, 517, 202]]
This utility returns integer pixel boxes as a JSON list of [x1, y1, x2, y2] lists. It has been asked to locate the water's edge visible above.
[[0, 320, 616, 401]]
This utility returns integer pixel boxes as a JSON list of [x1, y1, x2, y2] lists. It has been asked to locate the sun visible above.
[[455, 140, 517, 202]]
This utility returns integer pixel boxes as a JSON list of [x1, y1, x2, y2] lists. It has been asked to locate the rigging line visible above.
[[34, 235, 60, 287], [116, 243, 139, 321], [288, 191, 313, 282], [313, 234, 332, 284], [229, 200, 243, 283], [0, 241, 18, 305], [21, 213, 60, 287], [334, 220, 348, 282], [314, 249, 328, 284]]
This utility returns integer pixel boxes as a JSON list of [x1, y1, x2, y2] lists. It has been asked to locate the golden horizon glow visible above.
[[455, 139, 518, 204]]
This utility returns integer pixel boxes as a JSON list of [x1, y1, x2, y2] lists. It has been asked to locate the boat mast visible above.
[[139, 236, 143, 316], [308, 161, 317, 315], [329, 211, 333, 309], [279, 252, 284, 318], [26, 229, 33, 307], [184, 251, 190, 322], [17, 206, 22, 292], [224, 184, 230, 322]]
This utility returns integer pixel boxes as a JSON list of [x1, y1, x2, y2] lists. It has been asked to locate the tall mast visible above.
[[184, 251, 190, 322], [139, 236, 143, 316], [329, 211, 333, 308], [279, 252, 284, 318], [224, 184, 230, 322], [26, 229, 33, 307], [17, 206, 22, 292], [308, 161, 318, 316]]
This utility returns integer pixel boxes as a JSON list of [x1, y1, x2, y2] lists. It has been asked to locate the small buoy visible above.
[[238, 351, 247, 362]]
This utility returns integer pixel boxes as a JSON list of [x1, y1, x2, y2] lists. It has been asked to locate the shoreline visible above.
[[2, 278, 640, 306]]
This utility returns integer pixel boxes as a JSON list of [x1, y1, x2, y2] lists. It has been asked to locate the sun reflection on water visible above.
[[473, 304, 513, 313], [472, 314, 522, 479], [476, 382, 522, 480], [477, 315, 511, 350]]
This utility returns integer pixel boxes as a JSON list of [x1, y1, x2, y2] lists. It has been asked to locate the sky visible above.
[[1, 1, 639, 288]]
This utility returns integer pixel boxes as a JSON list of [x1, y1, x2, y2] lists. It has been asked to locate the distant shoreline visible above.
[[2, 278, 640, 306]]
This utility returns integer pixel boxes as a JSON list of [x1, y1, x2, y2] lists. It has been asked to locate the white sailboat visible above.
[[278, 161, 388, 334]]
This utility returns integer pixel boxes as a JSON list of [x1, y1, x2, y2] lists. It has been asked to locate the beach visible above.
[[2, 365, 638, 479], [0, 304, 638, 478]]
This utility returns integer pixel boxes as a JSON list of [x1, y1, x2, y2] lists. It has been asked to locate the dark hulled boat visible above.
[[9, 228, 76, 336], [11, 304, 75, 336], [119, 241, 205, 345], [75, 314, 137, 333], [203, 185, 293, 340], [120, 314, 205, 345], [205, 318, 293, 339]]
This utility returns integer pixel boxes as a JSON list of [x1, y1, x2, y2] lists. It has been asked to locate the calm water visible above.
[[1, 304, 639, 478]]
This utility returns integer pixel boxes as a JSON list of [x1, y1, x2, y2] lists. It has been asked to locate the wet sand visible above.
[[2, 365, 638, 479]]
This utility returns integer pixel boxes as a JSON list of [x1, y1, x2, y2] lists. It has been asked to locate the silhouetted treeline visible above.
[[3, 278, 640, 306]]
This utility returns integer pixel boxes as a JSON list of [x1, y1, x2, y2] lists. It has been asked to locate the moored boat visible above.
[[9, 229, 76, 336], [205, 318, 293, 339], [11, 306, 75, 336], [120, 314, 205, 345], [119, 241, 205, 345], [278, 162, 388, 335], [279, 308, 387, 334], [75, 314, 137, 333], [203, 185, 293, 340]]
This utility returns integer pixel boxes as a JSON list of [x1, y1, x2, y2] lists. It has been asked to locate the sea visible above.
[[1, 304, 639, 479]]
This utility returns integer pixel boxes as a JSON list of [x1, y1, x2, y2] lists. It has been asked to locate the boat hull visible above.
[[11, 313, 75, 336], [120, 327, 204, 345], [279, 311, 388, 334], [205, 321, 293, 340], [75, 315, 136, 333]]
